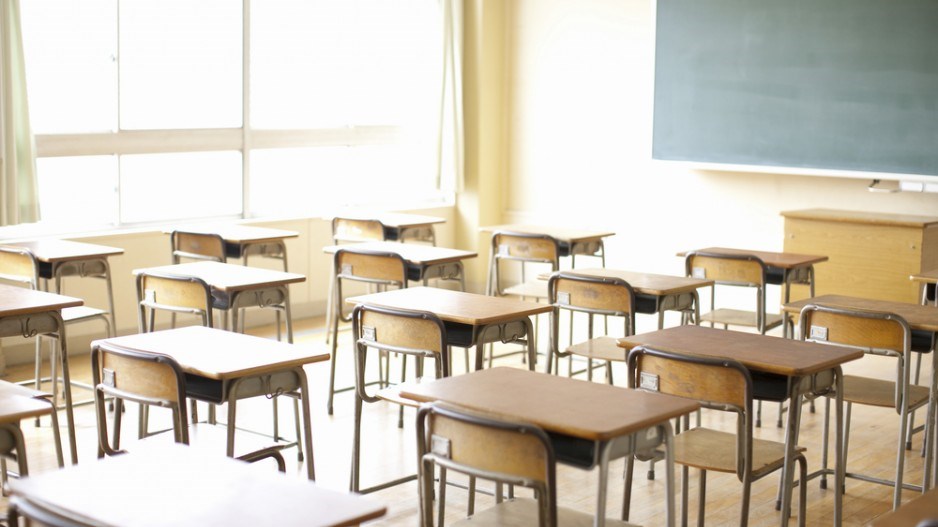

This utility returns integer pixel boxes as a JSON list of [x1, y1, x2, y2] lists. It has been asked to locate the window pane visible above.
[[119, 0, 242, 130], [120, 152, 242, 223], [21, 0, 118, 133], [251, 0, 442, 129], [249, 146, 436, 217], [36, 156, 118, 227]]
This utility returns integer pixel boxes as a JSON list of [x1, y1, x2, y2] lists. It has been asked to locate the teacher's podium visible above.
[[782, 209, 938, 303]]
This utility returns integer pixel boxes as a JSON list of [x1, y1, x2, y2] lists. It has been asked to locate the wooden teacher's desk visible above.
[[8, 443, 386, 527], [346, 287, 551, 370], [92, 326, 328, 479], [618, 325, 863, 527], [783, 209, 938, 304], [0, 284, 82, 465], [401, 367, 698, 527]]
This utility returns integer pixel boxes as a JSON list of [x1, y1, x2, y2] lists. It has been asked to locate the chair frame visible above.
[[135, 271, 215, 333], [327, 248, 409, 414], [487, 231, 560, 298], [626, 345, 807, 527], [547, 271, 636, 381], [416, 402, 558, 527], [798, 303, 936, 510], [170, 230, 227, 264], [350, 304, 450, 494]]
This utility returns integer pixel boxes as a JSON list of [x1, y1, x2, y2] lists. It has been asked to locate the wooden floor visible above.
[[1, 314, 933, 526]]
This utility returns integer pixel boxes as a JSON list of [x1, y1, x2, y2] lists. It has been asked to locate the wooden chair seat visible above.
[[375, 378, 431, 408], [503, 280, 549, 300], [61, 306, 109, 324], [842, 375, 931, 409], [699, 309, 783, 330], [453, 498, 640, 527], [566, 336, 627, 363], [672, 427, 804, 479]]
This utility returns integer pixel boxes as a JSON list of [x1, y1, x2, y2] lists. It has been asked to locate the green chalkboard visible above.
[[652, 0, 938, 177]]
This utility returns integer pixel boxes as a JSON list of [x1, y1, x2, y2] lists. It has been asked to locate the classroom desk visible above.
[[346, 287, 552, 370], [546, 268, 713, 328], [132, 261, 305, 341], [618, 325, 863, 527], [867, 486, 938, 526], [680, 247, 828, 302], [480, 224, 615, 261], [167, 224, 299, 270], [400, 367, 699, 527], [7, 443, 386, 527], [0, 284, 82, 465], [328, 211, 445, 243], [323, 240, 476, 288], [8, 239, 122, 331], [782, 294, 938, 334], [92, 326, 328, 480]]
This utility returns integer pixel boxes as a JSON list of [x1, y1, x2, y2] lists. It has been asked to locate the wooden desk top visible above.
[[133, 262, 305, 292], [782, 294, 938, 333], [93, 326, 329, 380], [9, 443, 386, 527], [0, 394, 53, 423], [323, 241, 476, 265], [166, 225, 299, 244], [479, 224, 615, 244], [0, 284, 82, 318], [327, 211, 445, 229], [551, 268, 713, 296], [401, 367, 698, 442], [867, 486, 938, 526], [6, 240, 123, 262], [679, 247, 828, 269], [617, 325, 863, 377], [782, 208, 938, 228], [910, 269, 938, 284], [346, 287, 552, 326]]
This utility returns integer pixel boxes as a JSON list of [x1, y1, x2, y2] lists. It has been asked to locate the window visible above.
[[20, 0, 450, 231]]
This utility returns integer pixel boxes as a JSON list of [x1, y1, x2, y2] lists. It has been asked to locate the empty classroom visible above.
[[2, 1, 938, 526]]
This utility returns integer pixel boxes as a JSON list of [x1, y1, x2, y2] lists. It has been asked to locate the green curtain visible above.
[[0, 0, 39, 226]]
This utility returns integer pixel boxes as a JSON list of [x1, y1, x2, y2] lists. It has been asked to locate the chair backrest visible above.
[[0, 245, 39, 288], [548, 271, 636, 357], [332, 217, 386, 244], [171, 231, 226, 263], [91, 342, 189, 456], [334, 248, 408, 287], [685, 251, 767, 287], [799, 303, 910, 410], [136, 271, 214, 332], [628, 345, 753, 480], [417, 402, 557, 527], [352, 304, 450, 401], [492, 231, 560, 267]]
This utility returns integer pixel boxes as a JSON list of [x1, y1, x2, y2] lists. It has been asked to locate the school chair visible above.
[[350, 304, 451, 494], [416, 402, 637, 527], [799, 304, 934, 510]]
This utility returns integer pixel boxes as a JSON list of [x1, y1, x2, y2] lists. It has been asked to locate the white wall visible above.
[[504, 0, 938, 284]]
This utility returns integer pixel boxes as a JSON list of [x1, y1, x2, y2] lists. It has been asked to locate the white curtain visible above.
[[0, 0, 39, 226], [437, 0, 465, 193]]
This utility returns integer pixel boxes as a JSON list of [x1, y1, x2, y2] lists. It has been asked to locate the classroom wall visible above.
[[501, 0, 938, 285]]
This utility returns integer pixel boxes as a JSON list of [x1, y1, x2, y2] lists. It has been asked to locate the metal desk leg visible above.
[[54, 314, 78, 465], [779, 376, 804, 527]]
